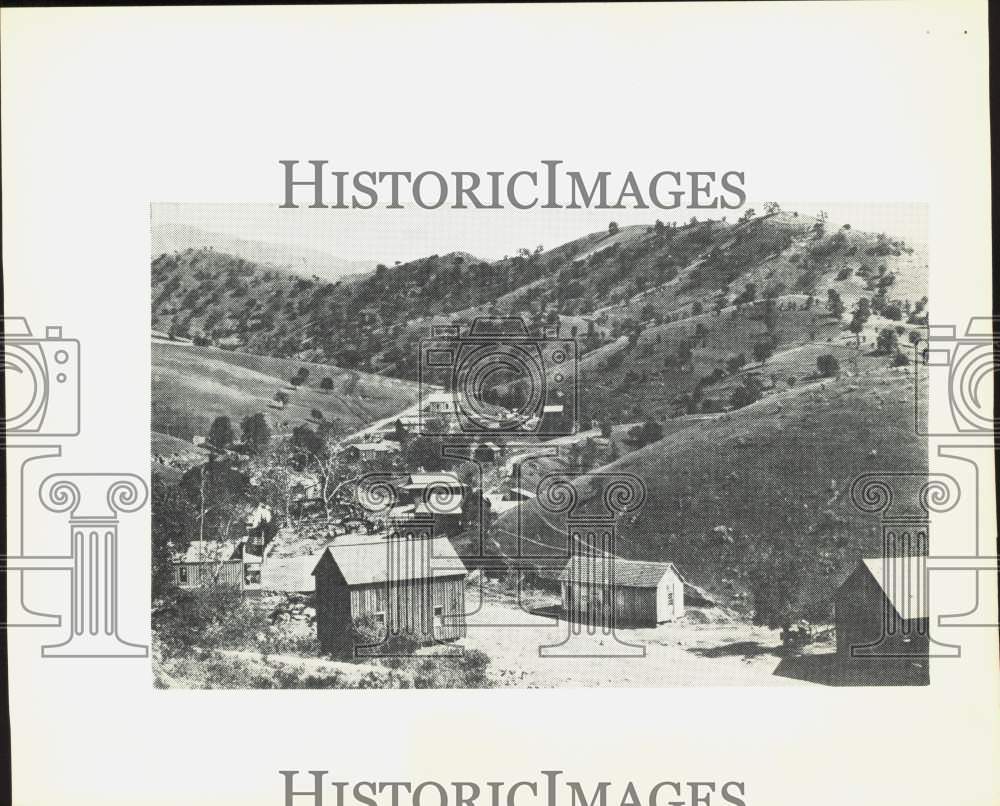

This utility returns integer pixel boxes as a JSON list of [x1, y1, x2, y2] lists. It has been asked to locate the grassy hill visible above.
[[151, 211, 926, 393], [494, 365, 926, 621], [150, 206, 930, 631], [151, 339, 420, 444], [152, 223, 375, 283]]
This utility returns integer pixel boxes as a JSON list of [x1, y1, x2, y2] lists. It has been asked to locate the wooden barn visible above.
[[558, 554, 685, 628], [312, 532, 467, 654], [835, 556, 929, 682]]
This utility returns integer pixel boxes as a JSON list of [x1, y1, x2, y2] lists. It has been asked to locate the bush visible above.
[[411, 649, 491, 689], [876, 327, 899, 354], [816, 354, 840, 377]]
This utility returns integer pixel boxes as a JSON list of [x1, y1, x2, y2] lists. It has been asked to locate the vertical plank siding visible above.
[[314, 554, 466, 652], [173, 559, 244, 590]]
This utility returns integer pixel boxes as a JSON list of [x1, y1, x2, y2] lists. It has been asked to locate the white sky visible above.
[[152, 199, 928, 265]]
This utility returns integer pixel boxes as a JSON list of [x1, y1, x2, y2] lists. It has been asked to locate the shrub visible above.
[[816, 354, 840, 377]]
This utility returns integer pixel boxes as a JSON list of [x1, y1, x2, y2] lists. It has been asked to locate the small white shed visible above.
[[559, 554, 685, 627]]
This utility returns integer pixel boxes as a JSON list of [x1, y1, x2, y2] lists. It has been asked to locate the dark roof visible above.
[[558, 554, 683, 588], [313, 535, 467, 586], [858, 557, 927, 621]]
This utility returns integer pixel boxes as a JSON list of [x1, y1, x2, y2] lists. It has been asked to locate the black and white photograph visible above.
[[5, 4, 996, 805], [150, 201, 932, 688]]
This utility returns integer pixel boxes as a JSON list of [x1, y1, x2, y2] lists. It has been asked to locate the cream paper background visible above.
[[2, 3, 997, 805]]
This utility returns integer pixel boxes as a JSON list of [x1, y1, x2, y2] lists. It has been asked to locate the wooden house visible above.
[[558, 554, 685, 628], [421, 391, 457, 416], [172, 541, 245, 590], [312, 532, 467, 653], [835, 557, 929, 681], [343, 440, 401, 463]]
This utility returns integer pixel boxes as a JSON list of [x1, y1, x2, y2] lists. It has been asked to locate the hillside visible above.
[[494, 364, 926, 621], [151, 211, 926, 402], [150, 206, 931, 640], [151, 339, 420, 444], [152, 223, 374, 282]]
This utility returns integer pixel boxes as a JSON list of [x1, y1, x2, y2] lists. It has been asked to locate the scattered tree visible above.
[[816, 353, 840, 378], [240, 412, 271, 454], [207, 416, 235, 451]]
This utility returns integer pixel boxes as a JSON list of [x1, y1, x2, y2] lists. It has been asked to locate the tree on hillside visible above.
[[249, 442, 302, 528], [762, 298, 778, 334], [853, 297, 872, 322], [207, 416, 235, 451], [240, 412, 271, 455], [733, 282, 757, 310], [740, 532, 812, 637], [816, 354, 840, 378], [290, 424, 324, 468], [826, 289, 845, 320], [627, 418, 664, 449], [320, 377, 334, 391], [752, 340, 774, 365], [405, 436, 446, 472], [151, 475, 193, 604], [608, 222, 620, 236], [876, 327, 899, 355], [676, 338, 694, 371], [729, 373, 764, 410], [179, 458, 250, 544], [393, 419, 410, 447], [848, 298, 871, 347]]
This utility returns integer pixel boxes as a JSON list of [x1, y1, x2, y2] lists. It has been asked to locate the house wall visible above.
[[563, 582, 657, 628], [314, 559, 353, 654], [314, 560, 467, 653], [655, 571, 685, 622], [350, 576, 467, 643], [173, 559, 243, 590]]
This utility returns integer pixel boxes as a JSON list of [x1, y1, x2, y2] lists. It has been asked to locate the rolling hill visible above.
[[152, 223, 375, 282], [151, 207, 929, 622], [151, 339, 420, 445], [493, 364, 926, 621]]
